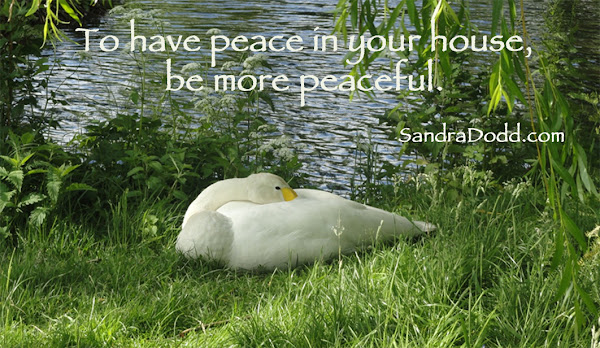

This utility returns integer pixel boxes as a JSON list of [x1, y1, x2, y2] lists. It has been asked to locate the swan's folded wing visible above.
[[217, 199, 342, 269], [176, 211, 234, 261]]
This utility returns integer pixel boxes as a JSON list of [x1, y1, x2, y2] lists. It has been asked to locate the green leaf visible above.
[[442, 0, 460, 25], [549, 157, 576, 191], [502, 89, 513, 113], [19, 153, 35, 167], [25, 0, 42, 17], [46, 177, 62, 204], [147, 176, 163, 190], [574, 281, 599, 317], [385, 2, 404, 34], [0, 225, 9, 240], [561, 209, 587, 250], [574, 143, 598, 196], [60, 164, 81, 178], [148, 161, 163, 172], [487, 62, 502, 115], [0, 155, 18, 168], [574, 300, 585, 332], [26, 168, 47, 176], [127, 167, 144, 177], [0, 187, 16, 213], [29, 206, 48, 226], [65, 183, 97, 192], [350, 0, 358, 29], [507, 0, 517, 27], [58, 0, 82, 25], [0, 182, 10, 194], [43, 19, 49, 45], [491, 0, 503, 35], [172, 190, 187, 200], [18, 193, 46, 208], [7, 170, 24, 191], [576, 175, 584, 203], [503, 77, 525, 104], [406, 0, 419, 32], [20, 132, 35, 144], [555, 259, 572, 299]]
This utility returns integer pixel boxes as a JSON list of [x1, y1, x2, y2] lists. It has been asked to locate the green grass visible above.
[[1, 177, 599, 347]]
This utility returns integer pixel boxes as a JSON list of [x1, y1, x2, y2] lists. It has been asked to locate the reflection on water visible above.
[[43, 0, 598, 191]]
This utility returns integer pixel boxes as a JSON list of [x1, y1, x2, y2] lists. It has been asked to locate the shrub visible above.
[[0, 132, 92, 243]]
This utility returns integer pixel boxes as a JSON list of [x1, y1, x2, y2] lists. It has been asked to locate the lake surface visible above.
[[44, 0, 599, 192]]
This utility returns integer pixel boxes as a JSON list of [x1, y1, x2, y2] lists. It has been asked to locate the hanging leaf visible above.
[[549, 157, 576, 192], [555, 258, 572, 299], [561, 208, 587, 251], [574, 281, 599, 317], [58, 0, 82, 25], [491, 0, 503, 35], [25, 0, 43, 17], [574, 143, 598, 196]]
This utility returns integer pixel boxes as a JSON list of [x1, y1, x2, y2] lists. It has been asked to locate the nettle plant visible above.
[[77, 113, 195, 204], [0, 133, 91, 242]]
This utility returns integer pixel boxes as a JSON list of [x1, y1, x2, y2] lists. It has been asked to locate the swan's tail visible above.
[[176, 211, 233, 262]]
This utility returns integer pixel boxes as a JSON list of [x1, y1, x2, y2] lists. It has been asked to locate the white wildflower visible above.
[[242, 54, 267, 69], [150, 18, 170, 28], [181, 62, 202, 74], [119, 8, 148, 21], [194, 97, 218, 112], [206, 28, 222, 35], [218, 95, 236, 108], [222, 61, 240, 70], [274, 147, 295, 162], [148, 9, 163, 17], [258, 140, 275, 153], [194, 87, 215, 97], [257, 124, 272, 132], [108, 5, 126, 15]]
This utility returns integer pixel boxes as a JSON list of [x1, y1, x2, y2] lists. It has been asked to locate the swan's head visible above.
[[246, 173, 298, 203]]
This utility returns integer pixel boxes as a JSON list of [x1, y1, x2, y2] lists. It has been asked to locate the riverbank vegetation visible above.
[[1, 0, 599, 346], [1, 170, 598, 346]]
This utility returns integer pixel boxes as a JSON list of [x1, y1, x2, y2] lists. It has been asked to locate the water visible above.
[[42, 0, 599, 191]]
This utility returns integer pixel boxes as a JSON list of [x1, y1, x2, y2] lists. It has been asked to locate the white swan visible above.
[[176, 173, 434, 270]]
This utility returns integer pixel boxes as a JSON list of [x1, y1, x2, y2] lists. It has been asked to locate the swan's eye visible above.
[[275, 186, 281, 190]]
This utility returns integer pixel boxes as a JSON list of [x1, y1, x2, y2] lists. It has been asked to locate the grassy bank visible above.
[[1, 171, 599, 347]]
